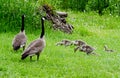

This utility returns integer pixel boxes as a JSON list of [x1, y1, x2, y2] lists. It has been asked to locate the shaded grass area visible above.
[[0, 12, 120, 78]]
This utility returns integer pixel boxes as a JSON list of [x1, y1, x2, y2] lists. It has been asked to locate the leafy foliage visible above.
[[60, 0, 88, 11], [1, 0, 120, 32]]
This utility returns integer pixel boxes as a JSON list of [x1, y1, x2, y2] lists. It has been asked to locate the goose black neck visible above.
[[40, 17, 45, 38], [21, 15, 24, 32]]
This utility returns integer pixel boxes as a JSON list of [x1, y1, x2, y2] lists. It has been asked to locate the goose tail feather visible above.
[[21, 52, 29, 60]]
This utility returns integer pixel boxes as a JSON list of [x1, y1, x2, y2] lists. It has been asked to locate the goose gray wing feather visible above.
[[22, 39, 45, 55]]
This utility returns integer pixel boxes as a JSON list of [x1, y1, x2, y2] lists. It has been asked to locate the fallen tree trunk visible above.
[[42, 4, 74, 34], [56, 11, 68, 18]]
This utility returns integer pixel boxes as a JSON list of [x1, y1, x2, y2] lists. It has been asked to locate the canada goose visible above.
[[104, 45, 114, 52], [12, 15, 27, 51], [56, 39, 72, 47], [21, 17, 46, 61]]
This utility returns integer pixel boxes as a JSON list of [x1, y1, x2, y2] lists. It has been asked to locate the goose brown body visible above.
[[21, 38, 45, 60], [21, 17, 45, 60], [12, 15, 27, 51], [12, 31, 27, 50]]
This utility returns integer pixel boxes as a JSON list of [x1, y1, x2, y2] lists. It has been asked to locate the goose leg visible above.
[[37, 53, 40, 61], [30, 56, 32, 61], [23, 45, 25, 51]]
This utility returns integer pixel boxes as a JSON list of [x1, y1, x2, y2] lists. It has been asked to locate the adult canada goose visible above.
[[21, 17, 46, 61], [12, 15, 27, 51]]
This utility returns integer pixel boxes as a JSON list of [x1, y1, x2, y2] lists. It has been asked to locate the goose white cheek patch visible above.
[[20, 44, 25, 48]]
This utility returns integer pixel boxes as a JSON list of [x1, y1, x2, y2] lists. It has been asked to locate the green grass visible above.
[[0, 11, 120, 78]]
